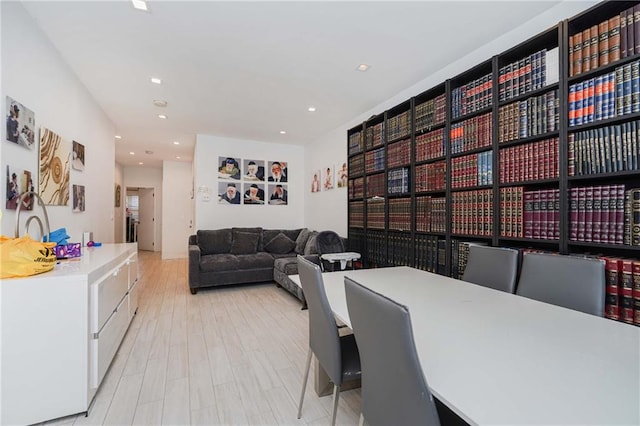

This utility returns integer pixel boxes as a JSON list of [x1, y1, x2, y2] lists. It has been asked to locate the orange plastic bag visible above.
[[0, 235, 57, 279]]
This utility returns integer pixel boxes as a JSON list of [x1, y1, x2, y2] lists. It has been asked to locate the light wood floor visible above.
[[42, 251, 361, 426]]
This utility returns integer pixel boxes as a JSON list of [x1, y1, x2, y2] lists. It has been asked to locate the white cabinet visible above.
[[1, 243, 138, 425]]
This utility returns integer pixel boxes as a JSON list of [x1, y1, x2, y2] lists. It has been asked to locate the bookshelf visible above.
[[347, 0, 640, 327]]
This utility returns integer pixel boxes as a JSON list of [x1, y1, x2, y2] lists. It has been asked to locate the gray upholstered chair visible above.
[[516, 252, 605, 316], [462, 245, 519, 293], [296, 256, 361, 426], [344, 277, 441, 426]]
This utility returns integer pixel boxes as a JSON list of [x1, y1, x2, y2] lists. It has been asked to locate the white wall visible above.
[[1, 2, 116, 242], [161, 160, 192, 259], [304, 0, 598, 235], [195, 134, 304, 230], [123, 166, 162, 251]]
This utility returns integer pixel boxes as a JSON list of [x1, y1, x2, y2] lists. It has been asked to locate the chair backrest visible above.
[[462, 245, 519, 293], [296, 255, 342, 384], [344, 277, 440, 426], [516, 252, 605, 316], [315, 231, 345, 255]]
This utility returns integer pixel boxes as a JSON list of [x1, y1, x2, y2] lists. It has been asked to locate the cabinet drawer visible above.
[[90, 297, 128, 389], [127, 254, 138, 289], [129, 279, 139, 318], [91, 262, 128, 333]]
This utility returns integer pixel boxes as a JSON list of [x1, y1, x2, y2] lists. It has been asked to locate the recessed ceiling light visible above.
[[150, 77, 162, 85], [129, 152, 135, 155], [131, 0, 148, 12], [356, 63, 370, 72], [308, 106, 316, 112], [138, 162, 144, 165], [280, 130, 286, 134], [173, 141, 180, 145], [153, 100, 168, 108], [115, 135, 122, 139], [176, 156, 181, 159], [158, 114, 167, 119]]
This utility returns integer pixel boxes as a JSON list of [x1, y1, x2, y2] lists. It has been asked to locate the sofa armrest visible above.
[[189, 234, 197, 245], [188, 243, 201, 289]]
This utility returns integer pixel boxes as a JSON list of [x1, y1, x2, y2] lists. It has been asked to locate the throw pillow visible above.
[[295, 228, 311, 254], [264, 232, 297, 254], [304, 231, 319, 255], [197, 229, 232, 255], [230, 231, 260, 255]]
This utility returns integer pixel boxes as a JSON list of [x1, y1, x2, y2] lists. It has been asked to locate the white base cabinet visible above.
[[0, 243, 138, 425]]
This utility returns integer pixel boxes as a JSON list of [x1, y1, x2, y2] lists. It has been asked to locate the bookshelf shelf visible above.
[[346, 1, 640, 326]]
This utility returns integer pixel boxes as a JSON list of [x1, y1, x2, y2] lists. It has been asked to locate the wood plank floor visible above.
[[41, 251, 361, 426]]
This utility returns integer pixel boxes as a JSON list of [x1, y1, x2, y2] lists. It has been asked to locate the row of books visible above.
[[388, 198, 411, 232], [500, 187, 560, 240], [346, 228, 365, 258], [416, 196, 447, 233], [568, 121, 640, 176], [415, 160, 446, 193], [415, 128, 445, 162], [366, 199, 385, 230], [348, 131, 363, 156], [569, 6, 639, 77], [364, 230, 386, 267], [366, 173, 384, 198], [569, 184, 631, 245], [365, 147, 385, 174], [451, 73, 493, 119], [365, 122, 384, 150], [498, 89, 559, 143], [451, 150, 493, 189], [499, 137, 559, 184], [451, 240, 487, 279], [387, 232, 414, 267], [387, 110, 412, 142], [603, 256, 640, 325], [450, 112, 492, 154], [568, 61, 640, 126], [451, 189, 493, 236], [387, 138, 411, 168], [415, 235, 444, 274], [415, 94, 446, 133], [348, 155, 364, 177], [348, 176, 363, 200], [387, 167, 410, 195], [498, 47, 559, 102], [348, 201, 364, 228]]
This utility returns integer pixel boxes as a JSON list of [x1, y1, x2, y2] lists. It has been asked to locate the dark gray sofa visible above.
[[188, 227, 321, 303]]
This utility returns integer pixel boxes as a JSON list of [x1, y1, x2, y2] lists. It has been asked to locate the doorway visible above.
[[125, 187, 155, 251]]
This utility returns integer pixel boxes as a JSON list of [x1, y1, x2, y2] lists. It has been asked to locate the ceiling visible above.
[[22, 1, 566, 168]]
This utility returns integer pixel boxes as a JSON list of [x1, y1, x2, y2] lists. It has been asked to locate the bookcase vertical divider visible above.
[[559, 19, 570, 255], [410, 97, 417, 268], [444, 79, 453, 275], [491, 55, 501, 248]]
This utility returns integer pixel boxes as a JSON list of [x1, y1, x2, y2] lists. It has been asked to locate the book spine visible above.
[[617, 185, 626, 245], [633, 260, 640, 326], [621, 10, 628, 59], [609, 15, 621, 63], [584, 186, 594, 242], [599, 19, 610, 67], [592, 185, 602, 243], [621, 259, 634, 324], [604, 257, 621, 321]]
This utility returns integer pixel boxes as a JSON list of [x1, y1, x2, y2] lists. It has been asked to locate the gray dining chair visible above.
[[462, 245, 519, 293], [344, 277, 441, 426], [516, 252, 605, 316], [296, 256, 361, 426]]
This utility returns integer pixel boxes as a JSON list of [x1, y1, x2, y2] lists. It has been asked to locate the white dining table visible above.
[[290, 266, 640, 426]]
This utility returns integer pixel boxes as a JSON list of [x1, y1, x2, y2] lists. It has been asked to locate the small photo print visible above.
[[218, 182, 240, 204], [72, 141, 85, 171], [218, 156, 241, 180], [5, 96, 36, 150], [268, 184, 288, 205], [243, 183, 265, 205], [267, 161, 287, 182], [336, 162, 348, 188], [72, 184, 85, 212], [6, 165, 34, 210], [322, 165, 334, 191], [311, 169, 321, 193], [243, 159, 265, 181]]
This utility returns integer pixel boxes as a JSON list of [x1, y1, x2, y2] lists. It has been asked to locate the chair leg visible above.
[[331, 384, 340, 426], [297, 348, 313, 419], [358, 413, 365, 426]]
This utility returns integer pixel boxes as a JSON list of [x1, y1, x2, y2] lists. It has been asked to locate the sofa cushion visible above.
[[231, 231, 260, 255], [232, 227, 263, 251], [304, 231, 320, 255], [295, 228, 311, 254], [197, 229, 232, 255], [282, 228, 302, 242], [236, 252, 275, 269], [264, 232, 297, 254], [263, 229, 281, 248], [200, 253, 240, 272], [274, 257, 299, 275]]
